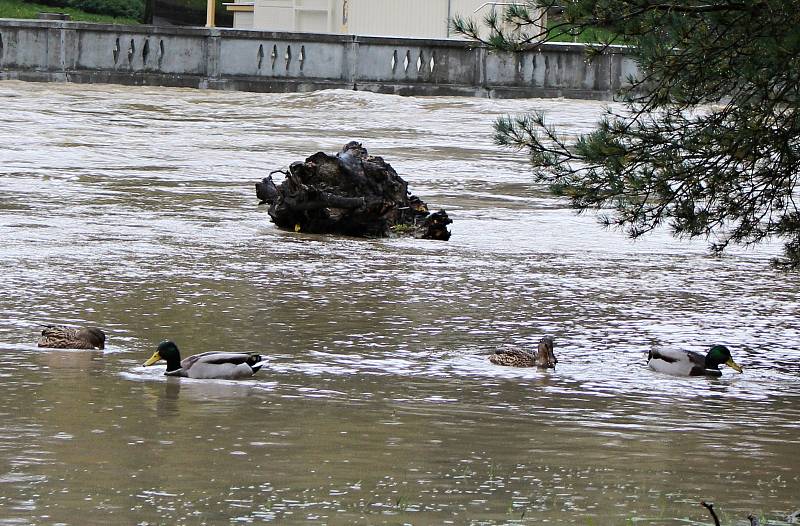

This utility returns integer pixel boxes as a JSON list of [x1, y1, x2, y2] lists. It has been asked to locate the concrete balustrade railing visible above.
[[0, 19, 638, 99]]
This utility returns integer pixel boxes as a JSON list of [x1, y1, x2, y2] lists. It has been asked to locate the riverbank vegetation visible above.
[[545, 10, 619, 43], [24, 0, 142, 19], [0, 0, 232, 26], [0, 0, 140, 23], [454, 0, 800, 270]]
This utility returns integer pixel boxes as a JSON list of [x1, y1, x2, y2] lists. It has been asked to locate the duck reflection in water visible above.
[[142, 375, 265, 417]]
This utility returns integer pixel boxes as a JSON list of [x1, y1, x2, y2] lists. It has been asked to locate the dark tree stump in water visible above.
[[255, 142, 451, 240]]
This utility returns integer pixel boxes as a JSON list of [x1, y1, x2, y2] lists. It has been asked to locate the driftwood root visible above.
[[256, 142, 451, 240]]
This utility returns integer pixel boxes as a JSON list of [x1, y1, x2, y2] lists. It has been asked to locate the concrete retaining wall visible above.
[[0, 19, 638, 99]]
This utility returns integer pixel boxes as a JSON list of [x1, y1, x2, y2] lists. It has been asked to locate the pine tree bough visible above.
[[452, 0, 800, 269], [255, 142, 452, 240]]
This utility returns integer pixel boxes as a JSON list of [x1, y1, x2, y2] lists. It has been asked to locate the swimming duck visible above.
[[489, 336, 557, 368], [647, 345, 743, 377], [37, 325, 106, 349], [143, 340, 263, 379]]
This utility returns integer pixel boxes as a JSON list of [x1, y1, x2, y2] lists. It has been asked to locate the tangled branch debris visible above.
[[256, 142, 451, 240]]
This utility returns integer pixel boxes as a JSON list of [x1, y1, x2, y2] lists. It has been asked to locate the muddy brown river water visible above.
[[0, 81, 799, 525]]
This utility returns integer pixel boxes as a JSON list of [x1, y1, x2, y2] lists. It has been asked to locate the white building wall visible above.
[[252, 0, 293, 31], [241, 0, 543, 39], [232, 11, 255, 28], [342, 0, 448, 38], [252, 0, 336, 33], [454, 0, 547, 39]]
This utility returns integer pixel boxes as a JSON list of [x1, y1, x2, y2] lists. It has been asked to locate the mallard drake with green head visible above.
[[143, 340, 263, 379], [647, 345, 743, 377], [37, 325, 106, 349], [489, 336, 557, 368]]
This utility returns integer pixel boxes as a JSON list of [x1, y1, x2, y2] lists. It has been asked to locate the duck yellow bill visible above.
[[725, 358, 743, 373], [143, 352, 162, 367]]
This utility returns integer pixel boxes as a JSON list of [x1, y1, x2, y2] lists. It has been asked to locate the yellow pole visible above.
[[206, 0, 216, 27]]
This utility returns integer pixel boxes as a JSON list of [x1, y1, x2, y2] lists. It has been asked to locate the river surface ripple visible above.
[[0, 81, 798, 525]]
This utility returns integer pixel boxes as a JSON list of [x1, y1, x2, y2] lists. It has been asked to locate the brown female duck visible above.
[[37, 325, 106, 350], [489, 336, 557, 368]]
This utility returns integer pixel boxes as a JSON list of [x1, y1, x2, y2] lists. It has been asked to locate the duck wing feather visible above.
[[181, 352, 260, 370], [489, 348, 536, 367]]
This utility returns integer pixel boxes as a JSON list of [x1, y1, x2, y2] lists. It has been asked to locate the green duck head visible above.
[[706, 345, 743, 373], [143, 340, 182, 372]]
